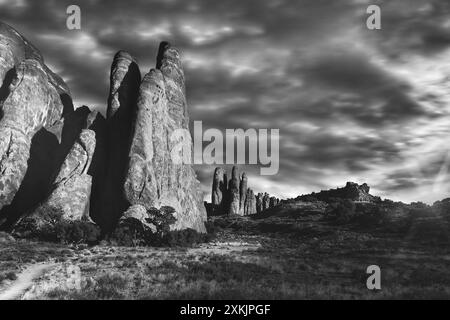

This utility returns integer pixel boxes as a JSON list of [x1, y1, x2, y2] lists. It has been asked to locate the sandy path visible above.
[[0, 263, 56, 300]]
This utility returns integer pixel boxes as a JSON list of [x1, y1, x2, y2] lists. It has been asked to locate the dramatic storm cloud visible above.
[[1, 0, 449, 203]]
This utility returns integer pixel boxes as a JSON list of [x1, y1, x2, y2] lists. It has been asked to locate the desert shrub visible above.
[[13, 208, 62, 242], [111, 218, 148, 246], [13, 207, 101, 244], [147, 206, 177, 237], [54, 220, 101, 244]]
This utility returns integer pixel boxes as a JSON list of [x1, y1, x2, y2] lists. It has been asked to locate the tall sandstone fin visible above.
[[239, 172, 248, 215], [124, 43, 206, 233], [212, 167, 226, 215], [228, 166, 240, 215], [99, 51, 141, 231]]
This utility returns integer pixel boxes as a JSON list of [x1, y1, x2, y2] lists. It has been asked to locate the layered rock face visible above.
[[0, 22, 207, 236], [206, 166, 280, 216]]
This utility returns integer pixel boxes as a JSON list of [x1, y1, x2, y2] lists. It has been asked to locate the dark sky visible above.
[[1, 0, 450, 203]]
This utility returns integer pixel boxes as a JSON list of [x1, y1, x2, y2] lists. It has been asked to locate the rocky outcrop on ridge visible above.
[[296, 182, 381, 203]]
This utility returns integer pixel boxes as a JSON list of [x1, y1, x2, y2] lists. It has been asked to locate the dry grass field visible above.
[[1, 201, 449, 300]]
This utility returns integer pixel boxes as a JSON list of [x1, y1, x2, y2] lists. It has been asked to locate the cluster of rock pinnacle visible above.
[[206, 166, 280, 216], [0, 21, 206, 235]]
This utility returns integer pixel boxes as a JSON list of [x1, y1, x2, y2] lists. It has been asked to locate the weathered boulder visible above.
[[239, 172, 248, 215], [124, 43, 206, 233]]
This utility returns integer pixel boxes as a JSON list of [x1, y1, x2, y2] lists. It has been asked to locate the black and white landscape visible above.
[[0, 0, 449, 300]]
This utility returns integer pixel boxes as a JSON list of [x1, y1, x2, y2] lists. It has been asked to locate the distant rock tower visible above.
[[206, 166, 280, 216]]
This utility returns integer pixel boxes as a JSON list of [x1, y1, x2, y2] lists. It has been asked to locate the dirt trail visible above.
[[0, 263, 56, 300]]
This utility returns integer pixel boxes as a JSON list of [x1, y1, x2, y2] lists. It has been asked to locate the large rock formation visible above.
[[123, 42, 206, 233], [0, 22, 207, 237]]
